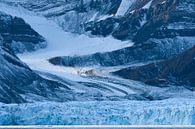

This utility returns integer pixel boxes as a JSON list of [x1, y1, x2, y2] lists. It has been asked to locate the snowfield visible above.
[[1, 99, 195, 125]]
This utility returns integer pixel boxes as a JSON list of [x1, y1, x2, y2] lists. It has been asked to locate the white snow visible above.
[[161, 0, 166, 4], [143, 0, 152, 9], [116, 0, 136, 16]]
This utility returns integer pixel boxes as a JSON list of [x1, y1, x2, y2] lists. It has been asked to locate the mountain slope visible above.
[[114, 46, 195, 88]]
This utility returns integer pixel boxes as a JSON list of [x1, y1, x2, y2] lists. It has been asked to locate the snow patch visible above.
[[143, 0, 152, 9], [1, 99, 195, 125], [116, 0, 136, 16]]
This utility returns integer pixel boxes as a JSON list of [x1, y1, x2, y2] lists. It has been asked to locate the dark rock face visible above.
[[0, 12, 46, 53], [113, 46, 195, 88]]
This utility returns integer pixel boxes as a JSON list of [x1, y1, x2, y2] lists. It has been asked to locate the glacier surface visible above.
[[1, 99, 195, 125]]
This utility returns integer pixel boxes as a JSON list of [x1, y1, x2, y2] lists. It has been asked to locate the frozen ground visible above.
[[1, 98, 195, 125]]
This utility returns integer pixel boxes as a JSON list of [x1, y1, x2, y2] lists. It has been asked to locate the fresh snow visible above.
[[1, 99, 195, 125], [116, 0, 136, 16]]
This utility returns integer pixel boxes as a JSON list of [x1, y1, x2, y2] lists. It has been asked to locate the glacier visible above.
[[1, 98, 195, 125]]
